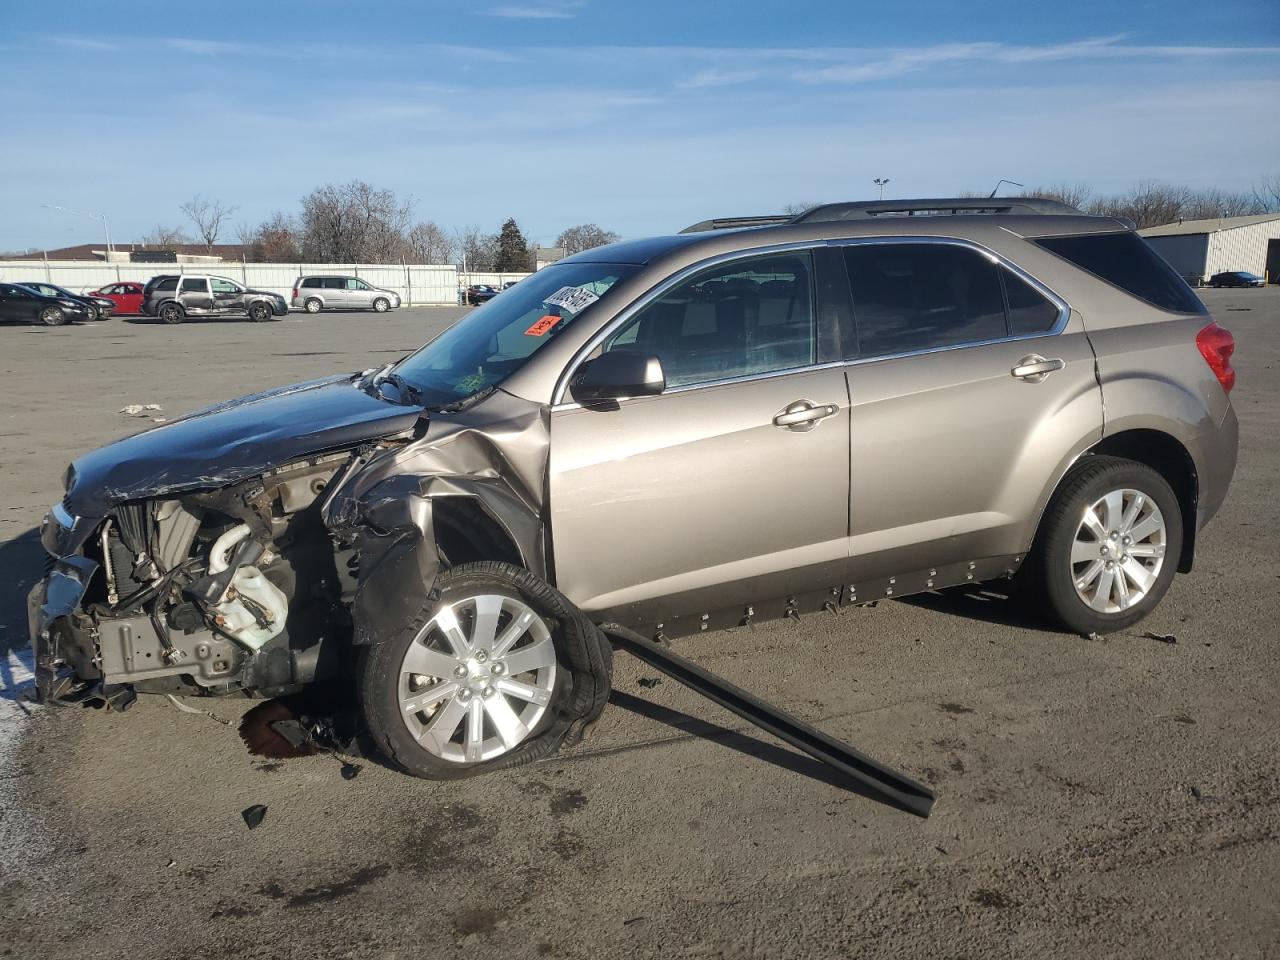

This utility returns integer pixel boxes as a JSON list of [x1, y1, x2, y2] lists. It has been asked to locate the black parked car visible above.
[[1208, 271, 1265, 288], [0, 282, 91, 326], [463, 284, 498, 305], [18, 281, 115, 320]]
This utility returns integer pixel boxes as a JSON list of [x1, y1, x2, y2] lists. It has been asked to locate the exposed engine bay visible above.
[[48, 453, 357, 702]]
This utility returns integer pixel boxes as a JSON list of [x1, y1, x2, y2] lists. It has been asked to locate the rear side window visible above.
[[843, 244, 1006, 358], [301, 277, 320, 288], [1034, 232, 1205, 314], [155, 278, 178, 292], [322, 277, 345, 289], [1004, 271, 1060, 336]]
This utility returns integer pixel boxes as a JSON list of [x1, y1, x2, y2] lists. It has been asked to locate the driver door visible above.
[[549, 249, 851, 631], [210, 278, 244, 315]]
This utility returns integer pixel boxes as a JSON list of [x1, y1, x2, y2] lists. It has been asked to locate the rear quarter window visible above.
[[1034, 232, 1206, 314], [155, 278, 178, 293], [301, 277, 321, 288]]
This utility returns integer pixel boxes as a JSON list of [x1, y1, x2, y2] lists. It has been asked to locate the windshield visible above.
[[393, 261, 638, 405]]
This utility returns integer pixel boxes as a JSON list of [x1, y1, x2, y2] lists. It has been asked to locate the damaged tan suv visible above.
[[30, 197, 1238, 779]]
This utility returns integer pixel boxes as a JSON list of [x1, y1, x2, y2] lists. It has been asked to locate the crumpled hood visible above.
[[65, 374, 422, 517]]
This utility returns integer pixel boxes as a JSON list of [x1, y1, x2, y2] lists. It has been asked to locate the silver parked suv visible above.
[[293, 275, 401, 313], [31, 197, 1237, 781]]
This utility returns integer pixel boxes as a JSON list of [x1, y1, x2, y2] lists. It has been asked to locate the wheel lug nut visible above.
[[453, 665, 468, 678], [490, 662, 505, 676], [475, 650, 488, 663], [1105, 561, 1114, 570], [481, 685, 495, 698], [457, 688, 473, 703]]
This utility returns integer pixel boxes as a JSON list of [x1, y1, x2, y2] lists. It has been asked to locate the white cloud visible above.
[[43, 34, 119, 52], [678, 68, 761, 89], [489, 1, 584, 19]]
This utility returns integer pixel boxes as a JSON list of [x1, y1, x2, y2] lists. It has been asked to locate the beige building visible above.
[[1141, 214, 1280, 285]]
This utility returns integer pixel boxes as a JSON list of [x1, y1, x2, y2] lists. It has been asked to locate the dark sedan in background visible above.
[[1208, 271, 1266, 288], [18, 281, 115, 319], [0, 282, 91, 325]]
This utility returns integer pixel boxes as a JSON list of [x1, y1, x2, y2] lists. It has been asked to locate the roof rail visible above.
[[679, 215, 796, 234], [790, 197, 1081, 223]]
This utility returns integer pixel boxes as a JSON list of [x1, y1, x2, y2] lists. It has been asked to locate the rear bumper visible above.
[[1197, 402, 1238, 531]]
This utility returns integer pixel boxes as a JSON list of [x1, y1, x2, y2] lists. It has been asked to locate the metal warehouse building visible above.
[[1140, 213, 1280, 285]]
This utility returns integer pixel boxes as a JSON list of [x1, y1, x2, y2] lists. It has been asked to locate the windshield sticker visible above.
[[543, 285, 600, 315], [524, 315, 562, 337]]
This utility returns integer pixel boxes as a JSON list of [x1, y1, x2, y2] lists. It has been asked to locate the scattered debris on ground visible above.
[[1143, 631, 1178, 644], [636, 677, 662, 689], [241, 804, 268, 830]]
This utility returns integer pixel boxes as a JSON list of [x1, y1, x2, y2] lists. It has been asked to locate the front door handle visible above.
[[1011, 355, 1065, 383], [773, 399, 840, 432]]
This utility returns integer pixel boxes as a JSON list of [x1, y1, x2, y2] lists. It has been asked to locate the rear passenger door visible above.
[[837, 239, 1102, 588], [179, 277, 213, 313], [549, 249, 852, 631]]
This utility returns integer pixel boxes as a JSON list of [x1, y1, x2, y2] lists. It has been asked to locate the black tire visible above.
[[159, 302, 185, 324], [38, 306, 67, 327], [84, 304, 99, 321], [1021, 455, 1183, 635], [372, 297, 390, 313], [359, 561, 612, 780], [305, 298, 323, 314], [248, 301, 272, 322]]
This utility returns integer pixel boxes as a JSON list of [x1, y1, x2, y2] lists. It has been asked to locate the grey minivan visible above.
[[31, 197, 1237, 781], [293, 275, 401, 313]]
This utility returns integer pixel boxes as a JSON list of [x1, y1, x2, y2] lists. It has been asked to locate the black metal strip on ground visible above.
[[599, 623, 936, 818]]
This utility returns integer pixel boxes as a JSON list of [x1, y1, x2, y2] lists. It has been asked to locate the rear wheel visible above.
[[248, 301, 272, 322], [372, 297, 390, 313], [38, 306, 66, 326], [159, 302, 185, 324], [359, 562, 612, 780], [1022, 455, 1182, 635], [304, 298, 323, 314]]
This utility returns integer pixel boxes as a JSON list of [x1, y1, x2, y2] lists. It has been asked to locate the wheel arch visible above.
[[433, 496, 527, 571]]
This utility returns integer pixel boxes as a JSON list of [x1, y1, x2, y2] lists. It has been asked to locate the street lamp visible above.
[[988, 179, 1024, 199], [873, 178, 890, 200], [41, 203, 113, 254]]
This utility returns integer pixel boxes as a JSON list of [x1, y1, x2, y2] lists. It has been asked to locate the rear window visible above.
[[1034, 232, 1206, 314]]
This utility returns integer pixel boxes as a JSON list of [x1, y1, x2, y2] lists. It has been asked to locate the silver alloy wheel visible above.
[[373, 297, 389, 313], [40, 306, 62, 325], [1070, 487, 1167, 613], [306, 298, 322, 314], [398, 594, 557, 763]]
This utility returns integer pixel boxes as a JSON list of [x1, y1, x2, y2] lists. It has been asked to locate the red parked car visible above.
[[89, 281, 145, 315]]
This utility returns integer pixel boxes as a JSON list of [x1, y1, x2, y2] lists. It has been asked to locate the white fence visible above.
[[0, 260, 475, 306]]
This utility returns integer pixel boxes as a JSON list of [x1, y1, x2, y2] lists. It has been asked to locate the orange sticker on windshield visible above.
[[524, 314, 561, 336]]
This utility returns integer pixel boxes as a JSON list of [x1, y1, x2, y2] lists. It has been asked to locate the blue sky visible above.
[[1, 0, 1277, 251]]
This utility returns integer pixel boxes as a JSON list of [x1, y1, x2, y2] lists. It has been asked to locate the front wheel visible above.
[[247, 301, 272, 322], [372, 297, 390, 313], [1021, 455, 1182, 635], [359, 562, 612, 780]]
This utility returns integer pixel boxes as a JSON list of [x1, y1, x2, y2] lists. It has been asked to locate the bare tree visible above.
[[299, 180, 412, 263], [405, 221, 455, 264], [782, 201, 823, 216], [239, 212, 302, 262], [452, 224, 498, 272], [1181, 188, 1262, 221], [1253, 174, 1280, 214], [1085, 181, 1192, 229], [1018, 183, 1093, 210], [555, 223, 620, 256], [141, 225, 190, 248], [180, 195, 237, 253]]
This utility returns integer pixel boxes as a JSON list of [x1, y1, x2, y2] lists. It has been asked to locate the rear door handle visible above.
[[1011, 355, 1065, 382], [773, 399, 840, 432]]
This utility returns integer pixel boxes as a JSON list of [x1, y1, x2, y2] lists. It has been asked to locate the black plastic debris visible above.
[[242, 804, 268, 830], [1143, 631, 1177, 644], [340, 763, 362, 781], [637, 677, 662, 689]]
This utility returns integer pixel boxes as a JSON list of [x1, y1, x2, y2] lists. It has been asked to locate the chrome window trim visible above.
[[551, 241, 823, 407], [550, 235, 1072, 411]]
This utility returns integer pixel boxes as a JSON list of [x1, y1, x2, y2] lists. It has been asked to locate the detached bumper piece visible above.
[[600, 623, 936, 818]]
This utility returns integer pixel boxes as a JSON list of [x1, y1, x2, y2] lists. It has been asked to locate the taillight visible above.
[[1196, 321, 1236, 395], [292, 286, 299, 299]]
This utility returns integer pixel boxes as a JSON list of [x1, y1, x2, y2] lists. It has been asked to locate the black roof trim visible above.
[[679, 215, 796, 234], [791, 197, 1082, 222]]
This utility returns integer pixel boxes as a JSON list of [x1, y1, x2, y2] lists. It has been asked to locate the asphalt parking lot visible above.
[[1, 291, 1278, 959]]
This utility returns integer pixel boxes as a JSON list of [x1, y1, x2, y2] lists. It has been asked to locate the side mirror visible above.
[[570, 351, 665, 405]]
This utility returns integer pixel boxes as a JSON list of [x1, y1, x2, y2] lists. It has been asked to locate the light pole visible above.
[[873, 178, 890, 200], [42, 203, 113, 254], [988, 179, 1024, 199]]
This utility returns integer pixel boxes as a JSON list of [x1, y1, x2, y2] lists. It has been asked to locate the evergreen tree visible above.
[[495, 217, 530, 272]]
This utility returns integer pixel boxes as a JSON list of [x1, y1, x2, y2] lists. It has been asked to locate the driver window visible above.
[[601, 252, 817, 388], [347, 278, 370, 290]]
